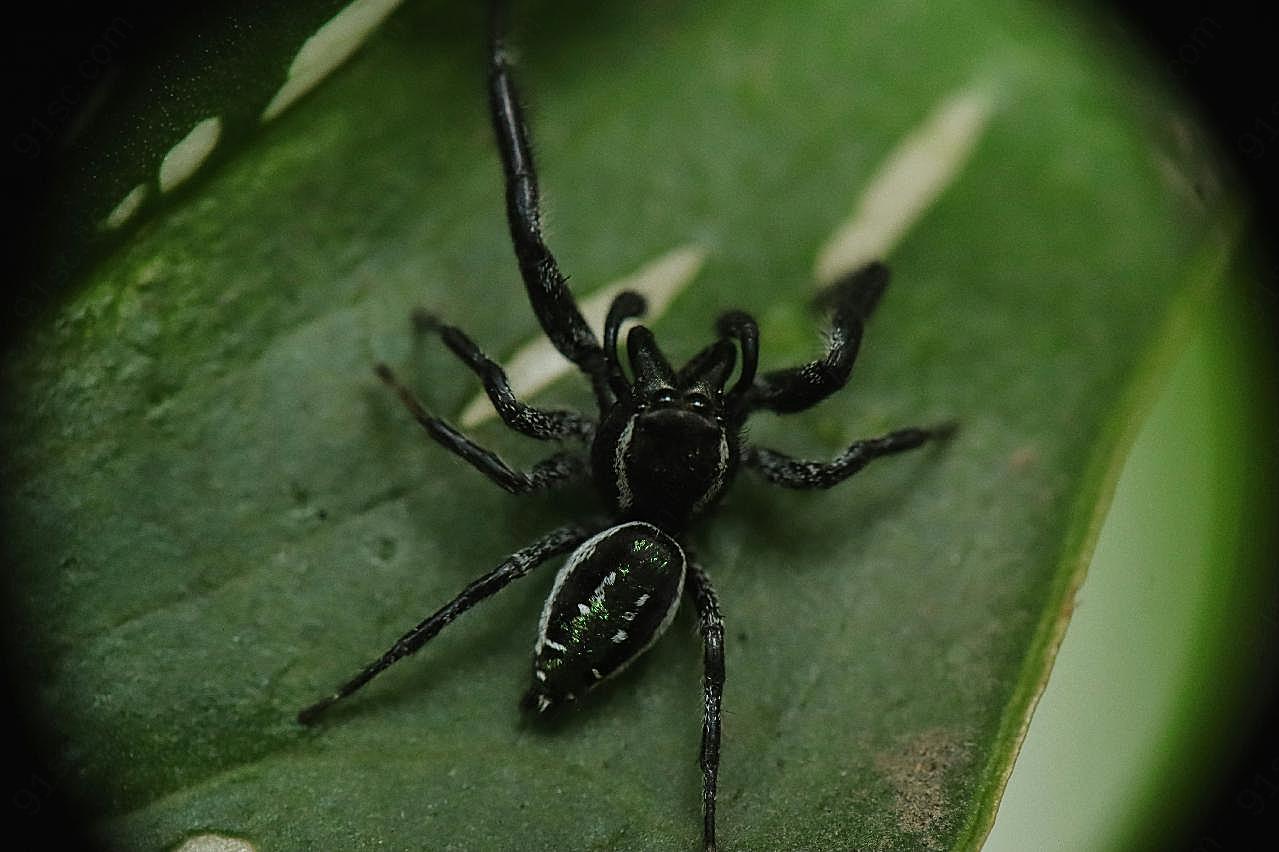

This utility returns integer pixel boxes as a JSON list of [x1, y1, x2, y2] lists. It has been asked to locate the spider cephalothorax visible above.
[[592, 319, 752, 532], [297, 3, 953, 850]]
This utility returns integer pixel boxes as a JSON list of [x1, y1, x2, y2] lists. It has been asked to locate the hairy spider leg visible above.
[[744, 423, 957, 489], [374, 363, 584, 494], [687, 560, 725, 852], [626, 325, 679, 390], [743, 261, 890, 415], [603, 291, 647, 400], [298, 523, 593, 725], [676, 337, 736, 391], [489, 2, 611, 408], [714, 310, 759, 414], [412, 310, 595, 442]]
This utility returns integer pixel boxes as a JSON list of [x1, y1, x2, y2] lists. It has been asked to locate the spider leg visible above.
[[413, 310, 594, 442], [743, 422, 956, 489], [604, 290, 646, 400], [489, 1, 611, 408], [298, 523, 592, 725], [376, 363, 584, 494], [744, 261, 889, 416], [687, 559, 725, 852]]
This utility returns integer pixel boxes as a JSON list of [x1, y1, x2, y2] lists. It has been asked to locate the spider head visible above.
[[627, 325, 731, 427], [597, 325, 733, 524], [598, 293, 759, 525], [603, 292, 759, 427]]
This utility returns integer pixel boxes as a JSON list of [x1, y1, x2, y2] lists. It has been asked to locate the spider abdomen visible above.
[[525, 521, 686, 712]]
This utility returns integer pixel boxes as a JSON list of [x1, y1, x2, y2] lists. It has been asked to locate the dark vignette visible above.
[[3, 1, 1276, 849], [1105, 4, 1279, 850]]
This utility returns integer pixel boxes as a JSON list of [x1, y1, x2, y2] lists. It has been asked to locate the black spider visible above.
[[298, 3, 954, 849]]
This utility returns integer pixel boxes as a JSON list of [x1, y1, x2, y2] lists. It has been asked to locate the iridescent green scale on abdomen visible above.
[[527, 522, 686, 711]]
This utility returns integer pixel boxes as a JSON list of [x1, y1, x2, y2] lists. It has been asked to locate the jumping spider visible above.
[[298, 3, 954, 849]]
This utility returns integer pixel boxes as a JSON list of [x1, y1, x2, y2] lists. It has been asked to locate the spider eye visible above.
[[685, 392, 711, 412], [652, 388, 677, 407]]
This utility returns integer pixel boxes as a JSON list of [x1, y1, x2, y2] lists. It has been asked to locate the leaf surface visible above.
[[1, 0, 1237, 849]]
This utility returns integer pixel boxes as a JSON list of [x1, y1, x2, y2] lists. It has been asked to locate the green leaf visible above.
[[2, 0, 1240, 849]]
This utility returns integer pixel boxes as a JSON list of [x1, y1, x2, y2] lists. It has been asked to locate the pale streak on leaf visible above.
[[459, 244, 708, 427], [814, 85, 996, 284], [158, 117, 223, 194], [173, 834, 257, 852], [261, 0, 406, 122], [103, 184, 148, 230]]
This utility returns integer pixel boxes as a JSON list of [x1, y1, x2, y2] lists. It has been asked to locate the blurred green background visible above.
[[987, 261, 1277, 850]]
